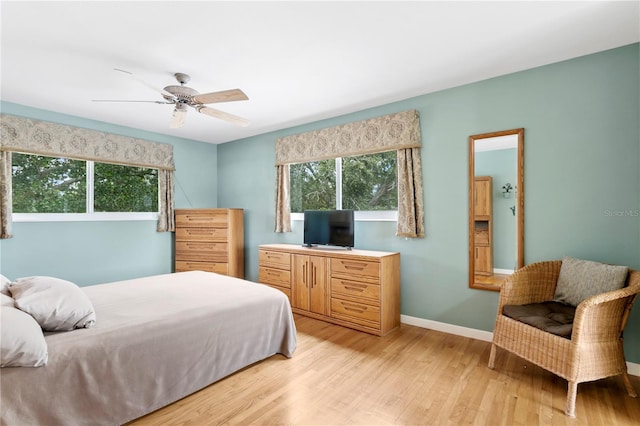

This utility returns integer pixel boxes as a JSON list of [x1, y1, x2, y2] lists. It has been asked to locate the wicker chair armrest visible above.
[[572, 271, 640, 343], [499, 261, 562, 312]]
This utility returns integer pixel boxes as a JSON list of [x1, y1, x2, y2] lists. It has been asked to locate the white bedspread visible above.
[[0, 271, 297, 425]]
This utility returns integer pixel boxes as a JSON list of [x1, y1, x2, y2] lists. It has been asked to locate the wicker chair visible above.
[[488, 260, 640, 417]]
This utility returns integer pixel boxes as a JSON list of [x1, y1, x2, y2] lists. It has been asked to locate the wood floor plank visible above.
[[130, 315, 640, 425]]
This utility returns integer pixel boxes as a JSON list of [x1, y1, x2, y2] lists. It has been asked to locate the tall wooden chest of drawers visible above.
[[174, 209, 244, 278], [258, 243, 400, 336]]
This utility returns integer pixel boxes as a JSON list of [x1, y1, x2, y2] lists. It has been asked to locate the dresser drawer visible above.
[[331, 258, 380, 279], [175, 261, 228, 274], [176, 242, 228, 262], [331, 277, 379, 302], [176, 241, 228, 254], [176, 227, 228, 241], [259, 266, 291, 288], [331, 299, 380, 327], [176, 211, 228, 227], [259, 249, 291, 269]]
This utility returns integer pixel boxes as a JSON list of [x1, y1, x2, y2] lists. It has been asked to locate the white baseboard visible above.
[[400, 314, 640, 377]]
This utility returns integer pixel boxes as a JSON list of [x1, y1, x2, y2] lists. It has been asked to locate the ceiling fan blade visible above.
[[114, 68, 175, 99], [196, 106, 250, 127], [92, 99, 172, 104], [192, 89, 249, 105]]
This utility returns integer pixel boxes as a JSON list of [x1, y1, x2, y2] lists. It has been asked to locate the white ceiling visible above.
[[1, 1, 639, 145]]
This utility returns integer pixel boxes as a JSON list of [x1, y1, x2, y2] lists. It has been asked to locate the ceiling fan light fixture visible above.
[[170, 104, 188, 128]]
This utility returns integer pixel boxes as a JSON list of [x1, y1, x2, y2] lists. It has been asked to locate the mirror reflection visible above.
[[468, 129, 524, 291]]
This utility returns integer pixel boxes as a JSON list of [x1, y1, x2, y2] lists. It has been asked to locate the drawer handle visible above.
[[187, 243, 217, 248], [303, 263, 307, 287], [343, 282, 366, 292], [342, 304, 366, 314], [186, 216, 208, 221], [187, 229, 214, 235], [267, 271, 280, 277], [340, 261, 366, 271]]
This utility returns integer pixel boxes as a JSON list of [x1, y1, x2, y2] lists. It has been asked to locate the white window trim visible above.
[[13, 212, 159, 222], [86, 160, 95, 213], [335, 157, 343, 207], [291, 210, 397, 222]]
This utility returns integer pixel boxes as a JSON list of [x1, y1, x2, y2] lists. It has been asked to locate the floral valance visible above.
[[0, 114, 174, 171], [275, 110, 421, 165]]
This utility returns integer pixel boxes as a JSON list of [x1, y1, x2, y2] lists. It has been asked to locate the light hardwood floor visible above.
[[131, 315, 640, 425]]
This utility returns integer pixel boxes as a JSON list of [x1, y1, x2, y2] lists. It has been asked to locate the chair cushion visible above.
[[553, 257, 628, 307], [503, 301, 576, 338]]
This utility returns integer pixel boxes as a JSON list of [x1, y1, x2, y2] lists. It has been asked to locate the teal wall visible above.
[[0, 102, 218, 285], [1, 44, 638, 363], [218, 44, 640, 362], [475, 148, 518, 270]]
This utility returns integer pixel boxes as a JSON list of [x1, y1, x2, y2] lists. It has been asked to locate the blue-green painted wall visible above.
[[0, 101, 218, 285], [218, 44, 640, 362]]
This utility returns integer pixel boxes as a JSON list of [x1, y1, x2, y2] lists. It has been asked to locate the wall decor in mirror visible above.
[[468, 128, 524, 291]]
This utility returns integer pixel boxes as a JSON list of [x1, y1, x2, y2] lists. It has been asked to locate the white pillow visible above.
[[0, 293, 15, 307], [0, 274, 11, 296], [9, 276, 96, 331], [1, 304, 48, 367]]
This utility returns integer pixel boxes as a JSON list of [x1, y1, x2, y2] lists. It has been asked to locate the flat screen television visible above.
[[303, 210, 354, 249]]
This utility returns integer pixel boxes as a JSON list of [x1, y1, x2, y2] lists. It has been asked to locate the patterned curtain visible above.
[[157, 170, 175, 233], [274, 110, 424, 237], [274, 164, 291, 232], [0, 151, 12, 239], [0, 114, 175, 238], [396, 148, 425, 238], [275, 110, 421, 165]]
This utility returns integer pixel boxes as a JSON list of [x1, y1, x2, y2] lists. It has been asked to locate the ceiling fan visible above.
[[94, 69, 249, 128]]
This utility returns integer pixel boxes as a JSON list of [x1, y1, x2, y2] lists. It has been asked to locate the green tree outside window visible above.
[[12, 153, 158, 214]]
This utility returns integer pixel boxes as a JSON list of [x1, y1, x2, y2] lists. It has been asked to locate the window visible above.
[[290, 158, 336, 212], [93, 162, 158, 212], [290, 151, 397, 219], [12, 154, 87, 213], [12, 153, 158, 220]]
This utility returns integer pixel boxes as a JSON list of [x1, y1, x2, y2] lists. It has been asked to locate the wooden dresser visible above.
[[174, 208, 244, 278], [258, 243, 400, 336]]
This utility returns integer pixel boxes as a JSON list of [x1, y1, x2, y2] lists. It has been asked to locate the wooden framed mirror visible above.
[[468, 128, 524, 291]]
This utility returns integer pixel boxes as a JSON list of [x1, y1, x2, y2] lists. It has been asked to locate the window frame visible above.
[[12, 212, 159, 222], [12, 155, 159, 223], [289, 154, 398, 222], [290, 210, 398, 222]]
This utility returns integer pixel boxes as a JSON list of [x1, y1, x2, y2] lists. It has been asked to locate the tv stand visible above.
[[258, 243, 400, 336]]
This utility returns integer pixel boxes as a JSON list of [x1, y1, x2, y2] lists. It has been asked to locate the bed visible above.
[[0, 270, 297, 426]]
